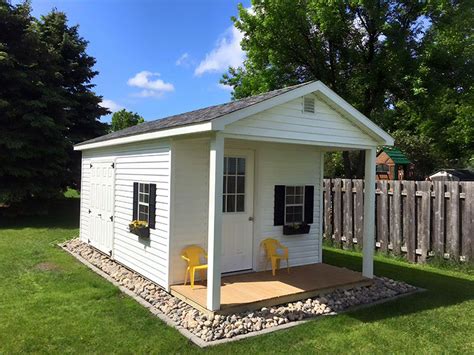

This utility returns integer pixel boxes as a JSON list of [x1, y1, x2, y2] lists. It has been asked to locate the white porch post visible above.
[[362, 147, 376, 278], [207, 132, 224, 311]]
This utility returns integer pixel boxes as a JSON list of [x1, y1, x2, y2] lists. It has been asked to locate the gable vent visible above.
[[303, 96, 315, 113]]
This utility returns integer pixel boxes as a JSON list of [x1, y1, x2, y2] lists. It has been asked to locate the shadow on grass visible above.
[[1, 198, 80, 230], [323, 247, 474, 323]]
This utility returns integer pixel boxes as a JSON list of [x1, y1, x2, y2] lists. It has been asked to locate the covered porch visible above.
[[171, 263, 371, 315], [202, 133, 377, 312]]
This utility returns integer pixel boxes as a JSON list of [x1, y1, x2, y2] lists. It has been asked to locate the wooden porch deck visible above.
[[170, 263, 372, 314]]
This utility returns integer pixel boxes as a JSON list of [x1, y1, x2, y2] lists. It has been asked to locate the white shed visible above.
[[75, 81, 393, 312]]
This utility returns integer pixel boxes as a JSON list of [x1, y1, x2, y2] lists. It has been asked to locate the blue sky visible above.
[[29, 0, 251, 122]]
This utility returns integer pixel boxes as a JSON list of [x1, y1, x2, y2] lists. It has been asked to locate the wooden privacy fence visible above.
[[322, 179, 474, 263]]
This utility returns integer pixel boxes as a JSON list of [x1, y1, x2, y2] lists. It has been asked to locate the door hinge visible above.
[[109, 216, 114, 222], [109, 250, 113, 256], [88, 209, 91, 214], [90, 163, 93, 168], [111, 162, 115, 168]]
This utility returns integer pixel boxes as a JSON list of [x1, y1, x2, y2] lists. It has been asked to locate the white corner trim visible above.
[[74, 122, 213, 151]]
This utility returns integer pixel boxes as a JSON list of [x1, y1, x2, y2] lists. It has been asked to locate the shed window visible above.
[[132, 182, 157, 229], [285, 186, 304, 224], [138, 183, 150, 222], [303, 96, 315, 113]]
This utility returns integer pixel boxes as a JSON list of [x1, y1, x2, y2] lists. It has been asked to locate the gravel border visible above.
[[59, 239, 423, 347]]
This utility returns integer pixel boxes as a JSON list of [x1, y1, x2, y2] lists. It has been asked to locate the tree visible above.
[[36, 10, 108, 189], [110, 109, 144, 132], [393, 1, 474, 169], [222, 0, 472, 177], [0, 1, 107, 206]]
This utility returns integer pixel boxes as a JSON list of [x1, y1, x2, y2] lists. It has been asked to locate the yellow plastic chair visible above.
[[260, 238, 290, 276], [181, 245, 208, 288]]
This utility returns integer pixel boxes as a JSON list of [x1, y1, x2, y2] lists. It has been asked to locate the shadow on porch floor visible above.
[[170, 263, 371, 314]]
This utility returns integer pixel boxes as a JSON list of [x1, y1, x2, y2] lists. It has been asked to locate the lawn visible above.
[[0, 199, 473, 354]]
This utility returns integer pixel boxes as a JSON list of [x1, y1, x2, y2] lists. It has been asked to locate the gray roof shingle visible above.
[[77, 81, 313, 146]]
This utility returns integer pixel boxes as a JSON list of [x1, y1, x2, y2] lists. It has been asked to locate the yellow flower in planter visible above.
[[129, 220, 148, 229]]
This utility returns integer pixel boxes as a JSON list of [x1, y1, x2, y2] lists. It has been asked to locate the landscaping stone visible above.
[[64, 238, 418, 343]]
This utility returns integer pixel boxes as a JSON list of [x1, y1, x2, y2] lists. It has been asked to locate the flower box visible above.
[[129, 220, 150, 238], [283, 223, 311, 235]]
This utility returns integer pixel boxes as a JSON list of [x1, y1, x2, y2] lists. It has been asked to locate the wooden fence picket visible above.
[[404, 181, 416, 262], [333, 178, 342, 245], [353, 179, 364, 247]]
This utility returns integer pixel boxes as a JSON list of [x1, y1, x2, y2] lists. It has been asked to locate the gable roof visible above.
[[76, 82, 309, 147], [75, 81, 394, 150], [378, 146, 411, 164]]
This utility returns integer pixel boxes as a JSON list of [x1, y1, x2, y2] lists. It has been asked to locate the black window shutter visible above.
[[304, 185, 314, 224], [274, 185, 286, 226], [148, 184, 156, 229], [132, 182, 138, 220]]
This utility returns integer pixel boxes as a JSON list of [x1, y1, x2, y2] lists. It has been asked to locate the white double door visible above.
[[88, 160, 115, 254], [221, 150, 254, 273]]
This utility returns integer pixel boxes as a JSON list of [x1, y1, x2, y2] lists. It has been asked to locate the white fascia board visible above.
[[213, 80, 394, 146], [74, 122, 213, 151]]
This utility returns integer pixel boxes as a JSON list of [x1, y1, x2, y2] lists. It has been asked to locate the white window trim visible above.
[[137, 182, 150, 223], [284, 185, 305, 224]]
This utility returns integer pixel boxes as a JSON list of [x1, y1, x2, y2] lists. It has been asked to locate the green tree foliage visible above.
[[0, 1, 107, 205], [111, 109, 145, 132], [222, 0, 473, 177]]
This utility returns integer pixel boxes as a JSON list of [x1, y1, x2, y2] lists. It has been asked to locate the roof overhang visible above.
[[74, 122, 213, 151], [75, 80, 394, 151]]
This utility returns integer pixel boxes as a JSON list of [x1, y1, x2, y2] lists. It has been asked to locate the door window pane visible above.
[[236, 195, 245, 212], [237, 176, 245, 193]]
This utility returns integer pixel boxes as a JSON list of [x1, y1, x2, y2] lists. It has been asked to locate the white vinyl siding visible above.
[[223, 94, 378, 147], [79, 140, 171, 289], [250, 142, 322, 270], [168, 138, 210, 285]]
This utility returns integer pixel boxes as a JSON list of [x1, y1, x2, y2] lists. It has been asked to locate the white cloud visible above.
[[217, 83, 233, 92], [100, 99, 123, 112], [195, 26, 245, 76], [127, 71, 174, 97], [176, 52, 191, 66]]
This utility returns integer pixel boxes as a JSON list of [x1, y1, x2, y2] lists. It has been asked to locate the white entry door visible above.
[[221, 150, 254, 273], [88, 160, 115, 255]]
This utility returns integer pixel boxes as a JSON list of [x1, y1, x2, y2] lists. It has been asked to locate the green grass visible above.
[[0, 200, 473, 353]]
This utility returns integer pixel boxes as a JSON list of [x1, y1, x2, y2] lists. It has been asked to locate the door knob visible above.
[[248, 216, 254, 221]]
